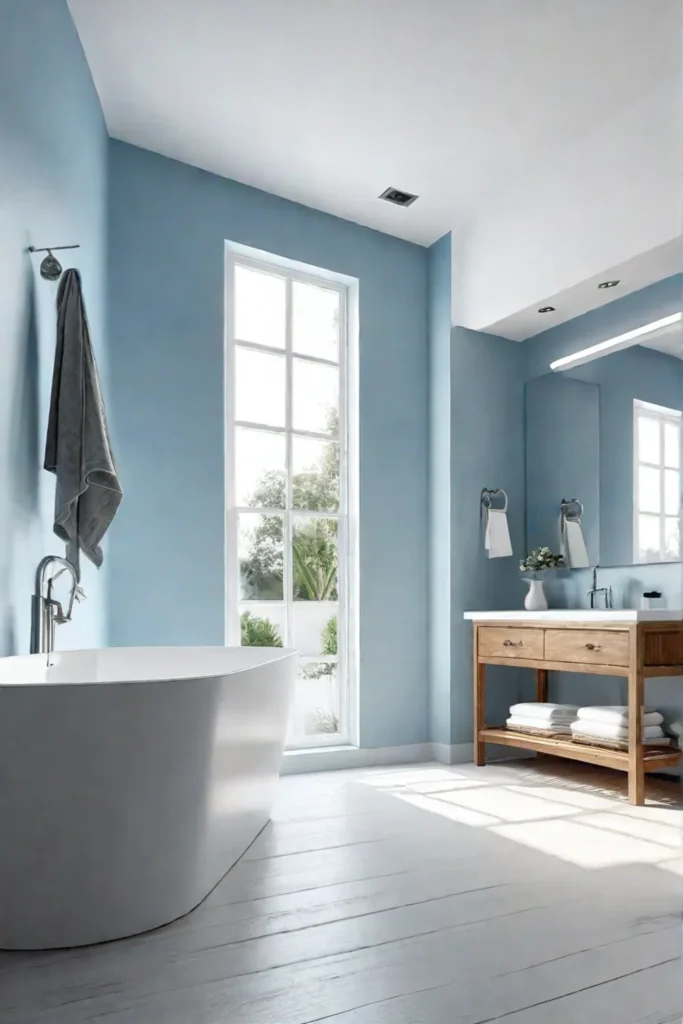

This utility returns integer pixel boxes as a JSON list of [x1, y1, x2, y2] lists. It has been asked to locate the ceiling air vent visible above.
[[379, 187, 418, 208]]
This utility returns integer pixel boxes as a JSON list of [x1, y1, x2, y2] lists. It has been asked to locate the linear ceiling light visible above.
[[550, 312, 682, 372]]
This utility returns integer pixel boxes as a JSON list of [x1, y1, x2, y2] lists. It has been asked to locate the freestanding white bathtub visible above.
[[0, 646, 297, 950]]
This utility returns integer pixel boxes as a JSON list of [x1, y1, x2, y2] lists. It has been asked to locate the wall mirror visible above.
[[525, 320, 682, 568]]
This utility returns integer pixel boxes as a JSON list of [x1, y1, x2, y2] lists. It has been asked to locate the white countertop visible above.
[[463, 610, 683, 622]]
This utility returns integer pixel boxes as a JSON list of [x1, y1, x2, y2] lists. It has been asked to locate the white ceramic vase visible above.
[[524, 578, 548, 611]]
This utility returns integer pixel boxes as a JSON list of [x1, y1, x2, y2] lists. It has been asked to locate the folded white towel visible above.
[[576, 706, 663, 728], [570, 720, 665, 741], [484, 509, 512, 559], [507, 715, 572, 734], [561, 519, 590, 569], [509, 703, 578, 723]]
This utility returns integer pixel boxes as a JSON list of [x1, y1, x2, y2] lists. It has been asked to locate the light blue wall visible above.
[[451, 327, 527, 743], [526, 374, 600, 564], [428, 234, 453, 746], [108, 141, 429, 749], [0, 0, 109, 655]]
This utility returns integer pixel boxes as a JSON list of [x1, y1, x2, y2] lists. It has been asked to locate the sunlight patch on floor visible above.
[[505, 784, 620, 812], [576, 812, 681, 850], [404, 779, 489, 794], [399, 792, 501, 827], [616, 803, 683, 826], [428, 786, 581, 823], [359, 763, 680, 870], [491, 818, 674, 869], [360, 768, 465, 788]]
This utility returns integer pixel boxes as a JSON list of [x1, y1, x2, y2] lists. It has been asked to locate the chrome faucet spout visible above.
[[587, 565, 612, 610], [30, 556, 83, 655]]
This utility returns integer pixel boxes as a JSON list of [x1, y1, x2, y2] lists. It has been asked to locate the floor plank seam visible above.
[[210, 867, 420, 907], [493, 923, 680, 980], [244, 837, 394, 862], [42, 899, 577, 1017], [476, 958, 681, 1024], [179, 883, 511, 954], [302, 957, 681, 1024]]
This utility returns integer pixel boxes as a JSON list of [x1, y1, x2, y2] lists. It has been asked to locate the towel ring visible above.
[[481, 488, 508, 513], [560, 498, 583, 522]]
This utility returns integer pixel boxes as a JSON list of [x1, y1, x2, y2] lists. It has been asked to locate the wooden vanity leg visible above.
[[535, 670, 549, 758], [474, 627, 486, 766], [627, 625, 645, 806], [536, 669, 548, 704]]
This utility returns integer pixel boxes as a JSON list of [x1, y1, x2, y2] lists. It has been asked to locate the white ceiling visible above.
[[640, 321, 683, 362], [452, 70, 682, 337], [486, 240, 683, 343], [68, 0, 682, 332], [69, 0, 679, 242]]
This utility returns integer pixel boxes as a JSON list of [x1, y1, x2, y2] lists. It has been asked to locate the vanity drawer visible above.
[[478, 627, 544, 660], [544, 629, 629, 667]]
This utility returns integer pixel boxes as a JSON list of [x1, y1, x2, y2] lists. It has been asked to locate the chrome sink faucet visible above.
[[30, 556, 84, 655], [588, 565, 612, 610]]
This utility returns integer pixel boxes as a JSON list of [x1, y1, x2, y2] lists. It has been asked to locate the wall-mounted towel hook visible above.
[[481, 487, 508, 513], [29, 244, 80, 281], [560, 497, 583, 522]]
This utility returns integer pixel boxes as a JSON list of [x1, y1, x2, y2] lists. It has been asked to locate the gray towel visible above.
[[44, 269, 122, 577]]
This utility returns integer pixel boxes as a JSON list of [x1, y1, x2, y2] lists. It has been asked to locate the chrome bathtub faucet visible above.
[[30, 556, 84, 655]]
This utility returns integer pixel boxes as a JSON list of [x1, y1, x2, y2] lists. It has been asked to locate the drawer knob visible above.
[[503, 640, 523, 647], [585, 643, 603, 651]]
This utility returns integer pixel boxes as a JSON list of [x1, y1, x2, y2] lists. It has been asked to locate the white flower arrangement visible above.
[[519, 546, 565, 574]]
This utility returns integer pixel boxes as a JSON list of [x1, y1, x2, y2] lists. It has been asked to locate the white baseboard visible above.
[[431, 742, 474, 765], [281, 743, 434, 775], [434, 743, 535, 765], [282, 741, 535, 775]]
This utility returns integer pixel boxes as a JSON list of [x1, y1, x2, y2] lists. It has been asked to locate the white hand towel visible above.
[[509, 703, 578, 723], [485, 509, 512, 559], [570, 720, 665, 741], [507, 715, 571, 734], [576, 706, 663, 728], [561, 519, 589, 569]]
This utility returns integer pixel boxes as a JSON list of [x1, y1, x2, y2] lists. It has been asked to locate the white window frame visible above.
[[224, 246, 357, 749], [633, 399, 681, 564]]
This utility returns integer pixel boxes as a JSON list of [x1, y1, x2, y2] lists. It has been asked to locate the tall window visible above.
[[633, 399, 681, 562], [225, 251, 353, 747]]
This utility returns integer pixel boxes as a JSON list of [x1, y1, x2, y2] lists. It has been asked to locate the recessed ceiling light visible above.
[[379, 187, 419, 208], [538, 306, 556, 313], [598, 280, 620, 289]]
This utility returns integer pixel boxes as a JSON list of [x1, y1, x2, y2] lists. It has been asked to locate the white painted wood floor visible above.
[[1, 760, 681, 1023]]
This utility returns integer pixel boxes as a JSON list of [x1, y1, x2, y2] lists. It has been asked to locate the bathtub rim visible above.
[[0, 645, 299, 686]]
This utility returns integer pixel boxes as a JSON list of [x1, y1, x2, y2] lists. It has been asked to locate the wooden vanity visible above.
[[466, 612, 683, 805]]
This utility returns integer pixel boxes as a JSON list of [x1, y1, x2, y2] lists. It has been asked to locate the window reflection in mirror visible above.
[[526, 337, 682, 568]]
